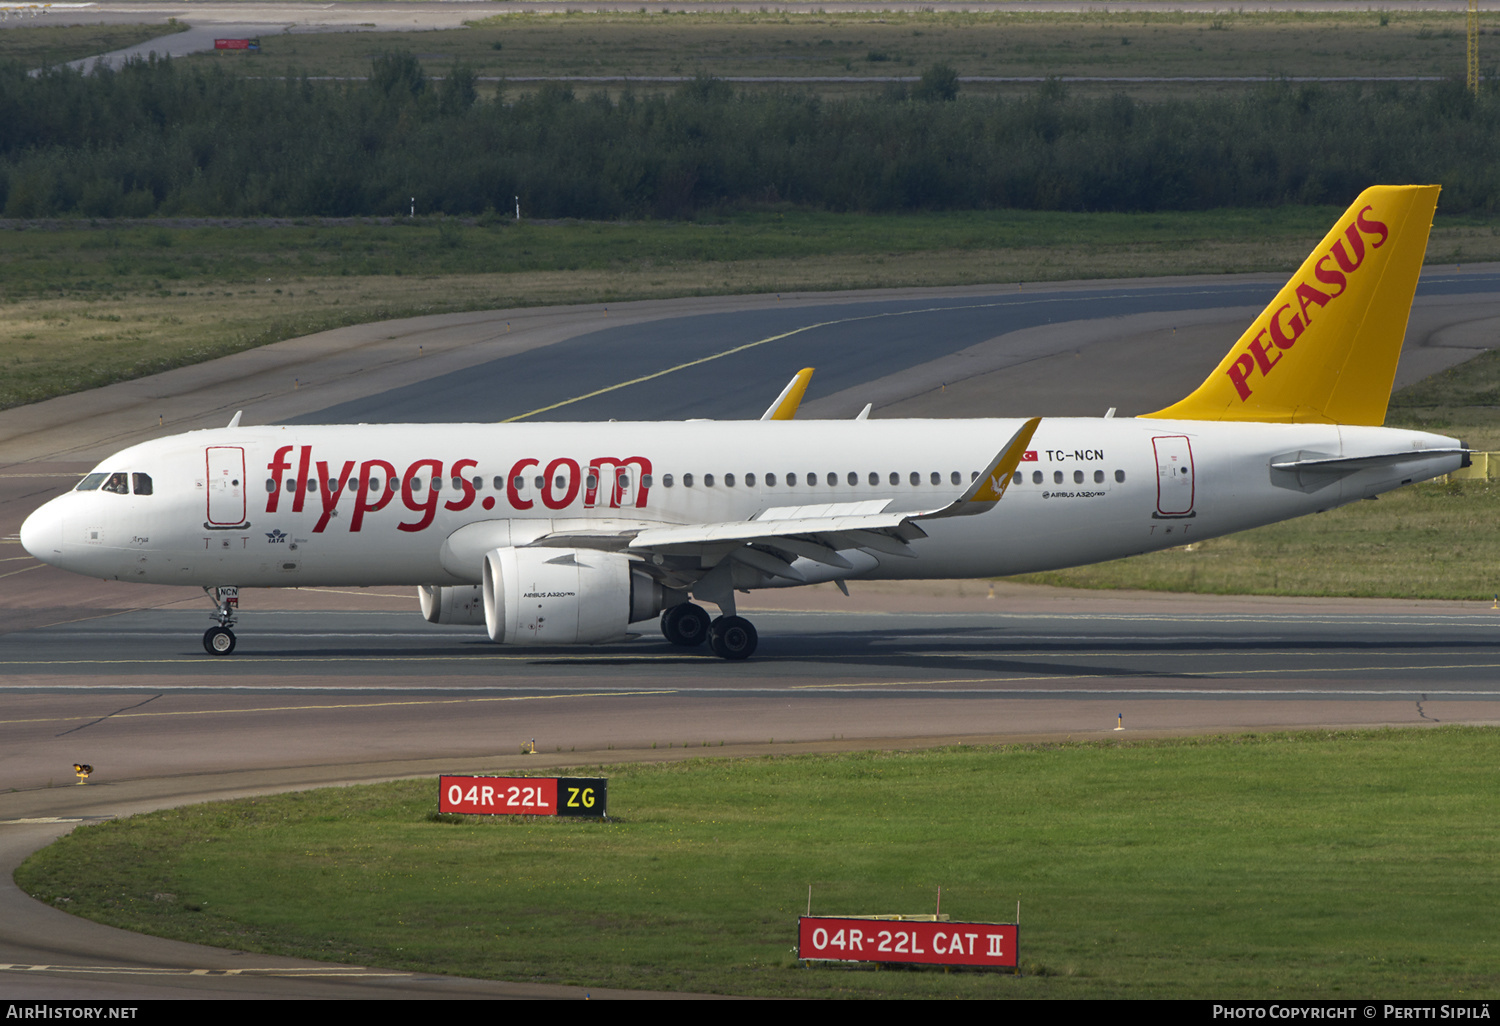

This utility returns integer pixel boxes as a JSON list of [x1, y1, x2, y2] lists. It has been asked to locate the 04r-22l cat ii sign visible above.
[[20, 186, 1465, 660]]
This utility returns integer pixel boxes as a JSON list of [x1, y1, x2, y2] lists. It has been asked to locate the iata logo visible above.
[[264, 446, 652, 534], [1225, 204, 1389, 402], [265, 529, 287, 544]]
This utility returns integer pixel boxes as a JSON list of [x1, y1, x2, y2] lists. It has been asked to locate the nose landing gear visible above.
[[202, 586, 238, 656]]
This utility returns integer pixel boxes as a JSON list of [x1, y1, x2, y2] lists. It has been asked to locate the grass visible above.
[[1011, 478, 1500, 599], [0, 206, 1363, 411], [173, 9, 1497, 94], [16, 729, 1500, 997], [0, 20, 187, 68], [3, 208, 1498, 413]]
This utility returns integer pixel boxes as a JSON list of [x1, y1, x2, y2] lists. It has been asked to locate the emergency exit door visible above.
[[1152, 435, 1196, 518], [206, 446, 247, 525]]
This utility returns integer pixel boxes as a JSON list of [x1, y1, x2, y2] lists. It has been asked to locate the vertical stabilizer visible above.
[[1145, 185, 1439, 425]]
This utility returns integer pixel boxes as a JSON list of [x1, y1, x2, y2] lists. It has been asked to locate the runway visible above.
[[5, 268, 1500, 998]]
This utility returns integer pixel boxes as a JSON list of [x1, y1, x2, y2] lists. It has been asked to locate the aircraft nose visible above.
[[19, 500, 64, 564]]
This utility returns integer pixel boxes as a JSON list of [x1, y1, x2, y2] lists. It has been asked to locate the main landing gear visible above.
[[202, 588, 238, 656], [660, 603, 758, 660]]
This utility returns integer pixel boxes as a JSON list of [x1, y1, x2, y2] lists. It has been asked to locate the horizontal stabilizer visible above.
[[1271, 449, 1468, 473]]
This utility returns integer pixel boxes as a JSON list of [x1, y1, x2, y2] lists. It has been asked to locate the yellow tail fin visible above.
[[1145, 184, 1439, 425]]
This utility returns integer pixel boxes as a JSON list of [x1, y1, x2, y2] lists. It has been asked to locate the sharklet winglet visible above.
[[760, 368, 815, 421]]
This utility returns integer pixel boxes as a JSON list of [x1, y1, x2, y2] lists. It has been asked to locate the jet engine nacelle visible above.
[[418, 584, 487, 625], [481, 547, 680, 645]]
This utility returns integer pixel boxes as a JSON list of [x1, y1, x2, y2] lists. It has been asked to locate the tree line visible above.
[[2, 52, 1496, 220]]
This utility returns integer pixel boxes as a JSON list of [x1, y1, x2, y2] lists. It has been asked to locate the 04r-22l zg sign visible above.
[[439, 776, 608, 817]]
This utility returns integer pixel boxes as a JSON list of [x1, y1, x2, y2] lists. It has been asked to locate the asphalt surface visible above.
[[285, 271, 1500, 425], [6, 269, 1500, 998]]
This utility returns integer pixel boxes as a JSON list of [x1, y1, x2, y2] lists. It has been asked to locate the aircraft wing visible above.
[[527, 419, 1041, 580]]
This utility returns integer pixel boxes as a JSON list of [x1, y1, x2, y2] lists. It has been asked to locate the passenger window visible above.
[[806, 473, 816, 486], [642, 474, 653, 488], [1053, 471, 1063, 484], [1032, 470, 1043, 484], [472, 476, 483, 490], [705, 473, 716, 487], [75, 473, 107, 492], [347, 478, 358, 493], [951, 471, 961, 485], [433, 478, 442, 492], [745, 473, 755, 487], [1074, 470, 1084, 484], [844, 471, 855, 486], [1094, 470, 1104, 484], [724, 473, 735, 487], [663, 474, 674, 487], [265, 479, 276, 493], [1012, 471, 1022, 485], [1115, 469, 1126, 483], [910, 471, 920, 486], [765, 473, 776, 487], [930, 472, 940, 485], [286, 479, 296, 493], [512, 476, 525, 490], [889, 472, 899, 486], [586, 474, 599, 490], [533, 476, 544, 489], [684, 473, 694, 487], [103, 472, 129, 494], [553, 476, 564, 491], [827, 472, 837, 486], [306, 479, 316, 493], [493, 476, 505, 490]]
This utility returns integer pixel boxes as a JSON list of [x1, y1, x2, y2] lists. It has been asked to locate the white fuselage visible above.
[[20, 417, 1463, 589]]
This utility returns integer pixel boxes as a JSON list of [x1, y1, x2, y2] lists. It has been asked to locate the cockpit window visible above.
[[102, 472, 129, 494], [133, 473, 153, 496], [75, 473, 107, 492]]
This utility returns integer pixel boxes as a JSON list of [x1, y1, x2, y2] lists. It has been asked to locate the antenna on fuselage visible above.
[[227, 411, 243, 428]]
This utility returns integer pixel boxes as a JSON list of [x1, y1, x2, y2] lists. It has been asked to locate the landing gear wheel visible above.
[[203, 626, 236, 656], [661, 603, 712, 647], [708, 615, 758, 660]]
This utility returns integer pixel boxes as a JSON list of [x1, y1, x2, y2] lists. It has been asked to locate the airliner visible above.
[[19, 185, 1467, 659]]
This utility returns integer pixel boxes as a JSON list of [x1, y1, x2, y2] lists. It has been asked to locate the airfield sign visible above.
[[798, 916, 1018, 969], [439, 775, 607, 818]]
